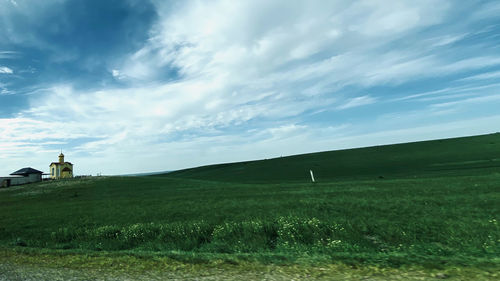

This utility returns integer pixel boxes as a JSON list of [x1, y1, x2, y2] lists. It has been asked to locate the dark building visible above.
[[0, 167, 43, 188]]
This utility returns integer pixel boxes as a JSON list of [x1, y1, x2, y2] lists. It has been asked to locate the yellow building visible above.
[[49, 153, 73, 179]]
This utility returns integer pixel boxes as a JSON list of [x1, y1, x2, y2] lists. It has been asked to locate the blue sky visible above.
[[1, 0, 500, 176]]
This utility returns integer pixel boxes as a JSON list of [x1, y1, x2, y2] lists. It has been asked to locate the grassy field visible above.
[[1, 248, 498, 280], [1, 133, 500, 278], [167, 132, 500, 182]]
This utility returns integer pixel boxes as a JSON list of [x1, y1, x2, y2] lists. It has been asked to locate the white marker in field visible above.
[[310, 170, 315, 183]]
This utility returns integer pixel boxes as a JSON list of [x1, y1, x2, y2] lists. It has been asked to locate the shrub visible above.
[[276, 216, 345, 251], [208, 220, 276, 253], [122, 223, 162, 244], [92, 225, 122, 240], [50, 227, 79, 243], [158, 221, 213, 251]]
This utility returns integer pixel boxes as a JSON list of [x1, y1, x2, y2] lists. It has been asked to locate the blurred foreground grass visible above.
[[1, 248, 499, 280]]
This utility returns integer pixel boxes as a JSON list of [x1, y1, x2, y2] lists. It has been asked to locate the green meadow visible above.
[[1, 133, 499, 277]]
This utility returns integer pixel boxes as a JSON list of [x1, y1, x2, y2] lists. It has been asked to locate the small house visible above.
[[0, 167, 44, 188]]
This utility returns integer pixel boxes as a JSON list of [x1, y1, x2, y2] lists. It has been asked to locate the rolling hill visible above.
[[0, 133, 499, 271], [166, 133, 500, 182]]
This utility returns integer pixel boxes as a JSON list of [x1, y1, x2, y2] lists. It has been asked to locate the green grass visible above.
[[3, 249, 499, 280], [166, 132, 500, 182], [1, 248, 499, 280], [0, 133, 499, 270]]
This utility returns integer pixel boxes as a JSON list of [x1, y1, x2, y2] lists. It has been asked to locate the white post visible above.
[[310, 170, 315, 183]]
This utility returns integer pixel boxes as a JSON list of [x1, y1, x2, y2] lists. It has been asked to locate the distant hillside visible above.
[[164, 133, 500, 183], [121, 171, 171, 177], [1, 134, 499, 268]]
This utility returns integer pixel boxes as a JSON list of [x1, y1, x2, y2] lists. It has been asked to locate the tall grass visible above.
[[1, 134, 499, 265], [1, 174, 498, 265]]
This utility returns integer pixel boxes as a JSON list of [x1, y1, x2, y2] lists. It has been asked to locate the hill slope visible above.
[[0, 133, 499, 269], [1, 173, 499, 267], [166, 133, 500, 182]]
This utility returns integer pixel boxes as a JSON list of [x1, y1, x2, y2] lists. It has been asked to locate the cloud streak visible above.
[[0, 66, 13, 74], [1, 0, 500, 176]]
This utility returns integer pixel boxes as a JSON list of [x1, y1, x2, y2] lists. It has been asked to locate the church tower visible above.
[[50, 152, 74, 179]]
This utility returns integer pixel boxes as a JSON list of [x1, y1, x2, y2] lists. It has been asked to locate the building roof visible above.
[[50, 162, 73, 166], [10, 167, 44, 176]]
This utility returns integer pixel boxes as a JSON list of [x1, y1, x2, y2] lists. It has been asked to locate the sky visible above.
[[1, 0, 500, 176]]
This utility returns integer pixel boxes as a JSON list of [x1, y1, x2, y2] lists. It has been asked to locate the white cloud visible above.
[[3, 0, 500, 176], [0, 66, 13, 74], [0, 50, 20, 59], [337, 96, 377, 110], [430, 34, 467, 47], [461, 70, 500, 81], [331, 115, 500, 149], [390, 83, 500, 102], [111, 69, 126, 80], [470, 1, 500, 21], [123, 0, 450, 84], [441, 57, 500, 73], [430, 94, 500, 109]]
